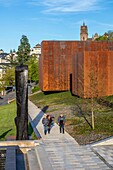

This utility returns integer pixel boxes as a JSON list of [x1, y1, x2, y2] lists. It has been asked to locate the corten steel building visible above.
[[39, 40, 113, 98]]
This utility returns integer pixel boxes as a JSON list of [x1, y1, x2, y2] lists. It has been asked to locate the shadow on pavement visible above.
[[28, 105, 49, 139], [32, 105, 49, 127]]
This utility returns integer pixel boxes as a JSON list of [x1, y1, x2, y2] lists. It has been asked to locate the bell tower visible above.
[[80, 22, 88, 41]]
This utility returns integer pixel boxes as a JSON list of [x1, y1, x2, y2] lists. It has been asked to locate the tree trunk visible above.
[[15, 65, 28, 140], [91, 97, 95, 129]]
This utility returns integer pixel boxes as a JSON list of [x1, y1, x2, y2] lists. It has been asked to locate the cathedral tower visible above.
[[80, 22, 88, 41]]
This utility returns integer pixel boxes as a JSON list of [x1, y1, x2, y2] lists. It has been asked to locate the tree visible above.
[[0, 67, 15, 95], [95, 36, 108, 41], [28, 55, 39, 82], [17, 35, 31, 65], [15, 35, 30, 140], [95, 30, 113, 41], [75, 58, 105, 129], [2, 67, 15, 87], [0, 78, 5, 95], [107, 30, 113, 40]]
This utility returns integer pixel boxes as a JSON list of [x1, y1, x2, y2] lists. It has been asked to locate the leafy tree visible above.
[[28, 55, 38, 82], [0, 78, 5, 94], [95, 36, 108, 41], [2, 67, 15, 87], [107, 30, 113, 40], [17, 35, 31, 65], [95, 30, 113, 41], [0, 67, 15, 95]]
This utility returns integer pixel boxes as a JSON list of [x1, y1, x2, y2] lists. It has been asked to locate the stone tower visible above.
[[80, 22, 88, 41]]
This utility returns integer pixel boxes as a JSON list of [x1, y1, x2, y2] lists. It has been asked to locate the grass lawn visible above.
[[0, 102, 16, 141], [29, 91, 83, 107], [0, 101, 36, 141], [1, 91, 113, 144], [29, 91, 113, 144]]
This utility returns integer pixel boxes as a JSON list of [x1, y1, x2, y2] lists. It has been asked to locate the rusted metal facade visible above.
[[39, 41, 113, 97], [72, 50, 113, 97], [39, 41, 75, 91], [72, 41, 113, 97]]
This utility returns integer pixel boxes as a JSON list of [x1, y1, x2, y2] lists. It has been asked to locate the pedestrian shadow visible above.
[[0, 129, 12, 139], [32, 105, 49, 127], [28, 105, 49, 139], [42, 105, 49, 113]]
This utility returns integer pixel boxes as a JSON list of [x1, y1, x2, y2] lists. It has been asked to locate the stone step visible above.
[[35, 144, 53, 170], [38, 141, 110, 170], [27, 149, 40, 170], [28, 100, 112, 170], [5, 147, 16, 170]]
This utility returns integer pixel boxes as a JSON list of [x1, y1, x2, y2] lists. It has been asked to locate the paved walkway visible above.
[[28, 100, 113, 170]]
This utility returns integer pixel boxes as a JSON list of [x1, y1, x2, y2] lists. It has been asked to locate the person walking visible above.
[[42, 114, 49, 135], [46, 115, 54, 134], [58, 114, 65, 134]]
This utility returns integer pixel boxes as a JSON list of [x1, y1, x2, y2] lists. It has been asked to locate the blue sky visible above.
[[0, 0, 113, 52]]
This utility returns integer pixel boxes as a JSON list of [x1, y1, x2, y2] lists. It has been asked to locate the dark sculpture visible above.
[[15, 65, 28, 140]]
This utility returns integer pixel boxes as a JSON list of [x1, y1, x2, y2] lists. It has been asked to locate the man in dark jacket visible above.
[[58, 114, 65, 134], [42, 114, 49, 135]]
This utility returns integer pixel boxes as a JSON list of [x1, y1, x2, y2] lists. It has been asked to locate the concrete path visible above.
[[28, 100, 113, 170]]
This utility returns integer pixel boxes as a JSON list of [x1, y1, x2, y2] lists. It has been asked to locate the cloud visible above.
[[0, 0, 18, 6], [0, 0, 11, 4], [26, 17, 63, 25], [94, 21, 113, 29], [29, 0, 103, 13]]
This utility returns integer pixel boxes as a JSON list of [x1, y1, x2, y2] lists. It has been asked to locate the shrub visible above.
[[32, 85, 40, 93]]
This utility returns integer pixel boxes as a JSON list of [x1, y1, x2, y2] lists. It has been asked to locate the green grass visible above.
[[32, 84, 40, 93], [0, 101, 37, 141], [29, 91, 113, 142], [0, 102, 16, 140], [29, 91, 83, 107], [1, 91, 113, 142], [105, 95, 113, 102], [66, 111, 113, 136]]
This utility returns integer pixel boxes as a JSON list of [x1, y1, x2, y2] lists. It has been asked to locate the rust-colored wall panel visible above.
[[39, 40, 113, 98], [73, 50, 113, 98], [107, 52, 113, 95], [40, 41, 74, 91], [84, 51, 108, 98]]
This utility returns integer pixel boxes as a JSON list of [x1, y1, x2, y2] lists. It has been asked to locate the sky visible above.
[[0, 0, 113, 53]]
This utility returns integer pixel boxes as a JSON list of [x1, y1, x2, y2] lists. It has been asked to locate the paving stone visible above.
[[27, 149, 40, 170]]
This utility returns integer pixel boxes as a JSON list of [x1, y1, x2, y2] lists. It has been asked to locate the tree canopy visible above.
[[17, 35, 31, 65], [28, 54, 39, 82], [2, 67, 15, 87], [95, 30, 113, 41], [0, 35, 39, 94]]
